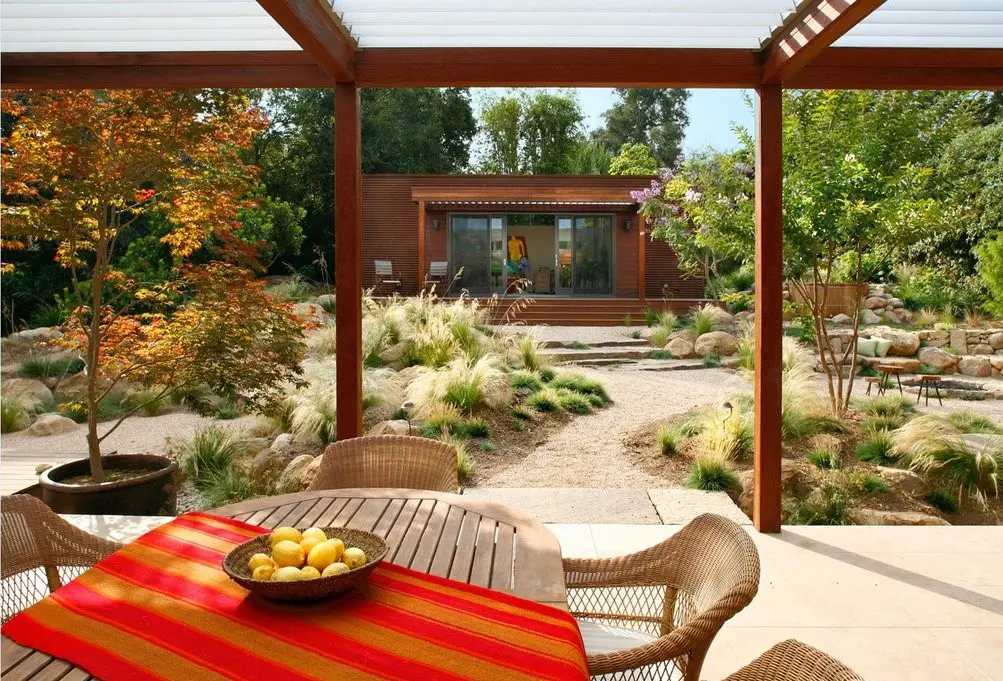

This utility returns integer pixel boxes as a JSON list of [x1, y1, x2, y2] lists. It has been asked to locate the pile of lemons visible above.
[[248, 526, 368, 582]]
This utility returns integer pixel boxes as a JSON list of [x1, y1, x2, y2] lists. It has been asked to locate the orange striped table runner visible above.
[[3, 512, 588, 681]]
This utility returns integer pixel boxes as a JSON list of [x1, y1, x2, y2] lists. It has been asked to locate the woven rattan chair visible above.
[[1, 494, 122, 623], [564, 513, 760, 681], [723, 640, 865, 681], [308, 435, 458, 492]]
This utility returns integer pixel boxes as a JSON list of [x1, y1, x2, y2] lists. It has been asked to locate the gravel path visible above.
[[482, 367, 749, 487], [499, 325, 648, 345]]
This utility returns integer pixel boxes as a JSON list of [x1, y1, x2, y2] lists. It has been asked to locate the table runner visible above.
[[3, 512, 588, 681]]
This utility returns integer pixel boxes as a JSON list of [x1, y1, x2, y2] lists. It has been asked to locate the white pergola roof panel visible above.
[[835, 0, 1003, 48], [0, 0, 300, 52]]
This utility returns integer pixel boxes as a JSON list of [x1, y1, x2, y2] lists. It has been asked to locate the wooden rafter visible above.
[[760, 0, 886, 84], [256, 0, 356, 82]]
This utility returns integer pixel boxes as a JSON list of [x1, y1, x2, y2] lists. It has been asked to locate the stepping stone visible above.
[[647, 488, 751, 525], [462, 488, 661, 524]]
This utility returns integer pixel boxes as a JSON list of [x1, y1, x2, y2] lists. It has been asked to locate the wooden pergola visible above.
[[3, 0, 1002, 532]]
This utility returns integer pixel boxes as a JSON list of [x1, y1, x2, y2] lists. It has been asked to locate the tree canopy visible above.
[[593, 89, 690, 168], [477, 90, 584, 174]]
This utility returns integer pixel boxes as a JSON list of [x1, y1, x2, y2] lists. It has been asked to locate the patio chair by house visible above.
[[374, 260, 402, 294], [1, 494, 122, 624], [723, 640, 864, 681], [308, 435, 458, 493], [424, 261, 449, 291], [564, 513, 760, 681]]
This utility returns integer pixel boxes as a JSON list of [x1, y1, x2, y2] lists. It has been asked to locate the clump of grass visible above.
[[58, 391, 129, 423], [913, 308, 940, 327], [687, 304, 720, 336], [648, 326, 671, 348], [539, 367, 556, 383], [516, 335, 549, 372], [171, 384, 215, 416], [656, 424, 685, 455], [958, 391, 988, 402], [441, 436, 474, 483], [859, 395, 916, 418], [854, 430, 896, 465], [691, 410, 754, 461], [177, 426, 244, 488], [568, 341, 589, 350], [643, 306, 660, 327], [308, 325, 338, 357], [407, 355, 512, 414], [807, 448, 841, 470], [524, 389, 560, 413], [201, 466, 256, 507], [510, 420, 526, 432], [945, 411, 1001, 434], [685, 456, 737, 491], [783, 412, 847, 441], [290, 393, 338, 444], [510, 405, 534, 421], [1, 396, 33, 433], [316, 295, 336, 315], [916, 363, 943, 376], [926, 489, 959, 514], [509, 370, 544, 392], [702, 353, 722, 368], [851, 472, 891, 495], [419, 407, 464, 437], [549, 373, 611, 405], [28, 302, 68, 329], [556, 390, 593, 415], [630, 330, 642, 340], [860, 415, 904, 432], [622, 314, 634, 326], [19, 355, 84, 379], [214, 398, 240, 420], [122, 388, 169, 417], [265, 273, 315, 302], [460, 418, 491, 438], [479, 440, 497, 453], [649, 349, 673, 360], [783, 484, 850, 525]]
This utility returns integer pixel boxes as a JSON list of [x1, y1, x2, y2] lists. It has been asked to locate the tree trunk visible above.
[[86, 212, 109, 483]]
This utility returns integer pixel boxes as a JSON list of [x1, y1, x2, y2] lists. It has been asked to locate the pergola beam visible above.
[[255, 0, 356, 82], [760, 0, 886, 84]]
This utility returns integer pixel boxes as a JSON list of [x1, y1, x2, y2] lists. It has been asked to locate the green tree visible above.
[[478, 90, 584, 174], [594, 89, 690, 167], [565, 141, 612, 175], [609, 143, 659, 176]]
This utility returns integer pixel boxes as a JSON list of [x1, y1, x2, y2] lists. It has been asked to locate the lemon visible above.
[[322, 562, 350, 577], [300, 566, 321, 580], [252, 564, 276, 581], [300, 536, 322, 556], [272, 540, 306, 568], [248, 553, 274, 572], [306, 541, 339, 571], [326, 538, 346, 563], [272, 566, 303, 582], [270, 526, 302, 546], [343, 547, 367, 569], [301, 527, 328, 543]]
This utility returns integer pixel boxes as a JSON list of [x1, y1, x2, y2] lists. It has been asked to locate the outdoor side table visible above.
[[876, 364, 905, 396]]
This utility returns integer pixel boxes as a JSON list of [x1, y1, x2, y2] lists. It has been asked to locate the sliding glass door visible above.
[[572, 216, 613, 295], [450, 216, 491, 294]]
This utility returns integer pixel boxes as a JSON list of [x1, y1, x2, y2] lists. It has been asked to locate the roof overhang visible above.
[[411, 186, 639, 204]]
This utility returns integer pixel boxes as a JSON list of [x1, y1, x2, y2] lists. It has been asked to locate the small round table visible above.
[[875, 364, 905, 396], [916, 375, 944, 406]]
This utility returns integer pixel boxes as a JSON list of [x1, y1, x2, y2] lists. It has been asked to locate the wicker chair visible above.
[[1, 494, 122, 624], [308, 435, 458, 492], [723, 640, 865, 681], [564, 513, 760, 681]]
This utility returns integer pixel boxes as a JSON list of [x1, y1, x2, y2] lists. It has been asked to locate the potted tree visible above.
[[2, 89, 305, 514]]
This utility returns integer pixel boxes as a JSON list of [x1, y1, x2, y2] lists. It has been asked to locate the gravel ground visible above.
[[498, 325, 649, 345]]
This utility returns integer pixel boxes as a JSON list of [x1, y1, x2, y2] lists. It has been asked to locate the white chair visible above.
[[374, 260, 402, 294]]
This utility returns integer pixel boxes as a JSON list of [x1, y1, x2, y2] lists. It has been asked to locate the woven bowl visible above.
[[223, 527, 388, 602]]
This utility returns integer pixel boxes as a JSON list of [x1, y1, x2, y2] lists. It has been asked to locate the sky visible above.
[[474, 88, 756, 157]]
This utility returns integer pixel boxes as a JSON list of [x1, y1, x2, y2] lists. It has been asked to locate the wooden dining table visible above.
[[1, 488, 569, 681]]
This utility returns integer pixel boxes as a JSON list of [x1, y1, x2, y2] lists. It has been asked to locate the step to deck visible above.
[[540, 338, 650, 349], [540, 347, 655, 363]]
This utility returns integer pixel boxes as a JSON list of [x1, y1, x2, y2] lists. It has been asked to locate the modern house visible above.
[[362, 175, 706, 323]]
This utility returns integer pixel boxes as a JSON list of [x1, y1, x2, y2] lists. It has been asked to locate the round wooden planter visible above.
[[39, 454, 179, 516]]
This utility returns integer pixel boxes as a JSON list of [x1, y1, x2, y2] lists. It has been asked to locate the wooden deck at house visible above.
[[428, 296, 714, 326]]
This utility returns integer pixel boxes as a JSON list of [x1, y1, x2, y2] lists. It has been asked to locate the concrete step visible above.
[[540, 347, 655, 363], [540, 338, 650, 349]]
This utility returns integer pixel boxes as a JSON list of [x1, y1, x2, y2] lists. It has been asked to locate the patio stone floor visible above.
[[63, 513, 1003, 680]]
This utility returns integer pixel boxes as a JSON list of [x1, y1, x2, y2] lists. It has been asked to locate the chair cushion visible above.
[[874, 338, 893, 357], [577, 619, 657, 656]]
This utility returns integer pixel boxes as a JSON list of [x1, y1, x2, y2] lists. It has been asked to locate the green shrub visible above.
[[58, 392, 128, 423], [702, 353, 722, 368], [958, 390, 988, 401], [525, 389, 560, 413], [556, 390, 593, 415], [926, 489, 959, 514], [1, 396, 32, 433], [316, 295, 336, 315], [510, 371, 544, 392], [265, 273, 315, 302], [858, 364, 878, 378], [27, 302, 69, 329], [440, 436, 474, 483], [549, 373, 610, 404], [568, 341, 589, 350], [783, 484, 850, 525], [200, 466, 255, 507], [510, 405, 533, 421], [214, 398, 240, 420], [178, 426, 244, 488], [171, 384, 215, 415], [460, 418, 491, 438], [861, 415, 904, 432], [807, 448, 841, 470], [852, 473, 891, 494], [643, 307, 660, 327], [419, 411, 464, 437], [855, 431, 896, 465], [510, 420, 526, 432], [630, 330, 642, 339], [19, 355, 84, 379], [946, 411, 1001, 434], [649, 349, 673, 360], [121, 388, 169, 417], [688, 308, 716, 336], [407, 356, 512, 414], [916, 363, 943, 375], [859, 395, 916, 418], [516, 335, 549, 371], [539, 367, 556, 383], [657, 424, 684, 455], [478, 440, 497, 453], [622, 314, 634, 326], [685, 456, 737, 491], [648, 326, 670, 348]]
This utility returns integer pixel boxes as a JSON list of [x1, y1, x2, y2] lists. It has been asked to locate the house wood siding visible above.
[[361, 174, 701, 297]]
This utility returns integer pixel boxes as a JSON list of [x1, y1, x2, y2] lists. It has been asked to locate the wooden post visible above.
[[417, 200, 426, 293], [753, 84, 783, 533], [637, 216, 646, 302], [335, 82, 363, 439]]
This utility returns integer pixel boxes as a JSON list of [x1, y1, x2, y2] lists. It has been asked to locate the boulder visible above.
[[2, 378, 53, 404], [921, 330, 949, 348], [971, 343, 994, 356], [917, 346, 958, 371], [887, 297, 904, 308], [275, 454, 315, 494], [858, 356, 921, 373], [736, 460, 801, 517], [850, 509, 949, 526], [864, 296, 887, 310], [379, 342, 406, 365], [53, 372, 118, 401], [667, 329, 697, 343], [367, 419, 413, 437], [870, 327, 920, 356], [705, 306, 735, 329], [665, 337, 696, 359], [240, 437, 272, 455], [988, 332, 1003, 350], [830, 314, 853, 326], [299, 456, 322, 490], [876, 466, 927, 496], [958, 356, 991, 378], [950, 329, 968, 355], [5, 327, 62, 348], [693, 331, 739, 357], [270, 433, 295, 452], [861, 309, 882, 325], [249, 448, 298, 489], [27, 413, 78, 437]]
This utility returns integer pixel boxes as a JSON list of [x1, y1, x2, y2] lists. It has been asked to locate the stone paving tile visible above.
[[647, 488, 751, 525], [462, 487, 661, 524]]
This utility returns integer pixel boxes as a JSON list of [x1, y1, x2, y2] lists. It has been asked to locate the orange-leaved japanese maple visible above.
[[1, 89, 305, 482]]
